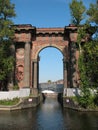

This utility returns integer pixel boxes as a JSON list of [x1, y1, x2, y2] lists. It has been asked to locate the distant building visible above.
[[39, 79, 64, 85], [55, 79, 63, 84]]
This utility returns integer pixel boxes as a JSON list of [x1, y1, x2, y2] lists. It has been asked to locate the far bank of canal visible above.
[[0, 97, 98, 130]]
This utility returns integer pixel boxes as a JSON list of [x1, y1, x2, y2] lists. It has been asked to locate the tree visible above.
[[0, 0, 16, 90], [83, 0, 98, 107], [47, 80, 52, 84], [87, 0, 98, 25], [69, 0, 98, 88], [82, 0, 98, 89], [69, 0, 98, 108], [69, 0, 86, 55], [69, 0, 86, 25], [78, 38, 98, 108]]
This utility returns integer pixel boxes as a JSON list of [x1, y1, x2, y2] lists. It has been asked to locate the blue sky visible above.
[[12, 0, 71, 27], [11, 0, 96, 83], [39, 47, 63, 83]]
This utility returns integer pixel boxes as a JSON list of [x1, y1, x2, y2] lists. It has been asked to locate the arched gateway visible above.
[[14, 24, 80, 95]]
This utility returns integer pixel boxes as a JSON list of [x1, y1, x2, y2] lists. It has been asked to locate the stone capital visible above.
[[33, 59, 38, 63]]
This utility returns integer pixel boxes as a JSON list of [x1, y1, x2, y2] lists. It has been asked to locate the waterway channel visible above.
[[0, 97, 98, 130]]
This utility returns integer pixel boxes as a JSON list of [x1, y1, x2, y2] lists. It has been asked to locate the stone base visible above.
[[31, 88, 39, 96]]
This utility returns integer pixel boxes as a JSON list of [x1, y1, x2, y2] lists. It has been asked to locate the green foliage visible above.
[[13, 85, 19, 90], [69, 0, 98, 108], [77, 88, 93, 108], [0, 0, 16, 90], [84, 41, 98, 88], [69, 0, 86, 25], [0, 0, 16, 39], [78, 38, 98, 108], [87, 1, 98, 25], [0, 98, 19, 106], [94, 90, 98, 105], [69, 0, 98, 25], [77, 25, 87, 53], [47, 80, 52, 83]]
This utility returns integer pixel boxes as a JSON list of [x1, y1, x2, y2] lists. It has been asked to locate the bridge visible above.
[[42, 90, 58, 97]]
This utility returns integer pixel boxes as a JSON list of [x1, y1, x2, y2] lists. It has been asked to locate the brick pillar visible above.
[[8, 44, 15, 90], [24, 42, 31, 88], [63, 58, 68, 96], [70, 43, 77, 87]]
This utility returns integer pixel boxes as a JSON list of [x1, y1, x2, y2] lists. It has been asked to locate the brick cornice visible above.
[[36, 28, 64, 35], [13, 24, 36, 31]]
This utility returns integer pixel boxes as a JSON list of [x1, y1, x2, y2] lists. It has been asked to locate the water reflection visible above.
[[63, 109, 98, 130], [36, 98, 65, 130], [0, 97, 97, 130], [0, 108, 37, 130]]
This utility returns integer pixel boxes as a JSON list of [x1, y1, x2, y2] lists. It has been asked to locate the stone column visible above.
[[33, 60, 38, 88], [24, 42, 31, 88], [63, 58, 68, 96], [37, 56, 40, 90], [32, 59, 38, 95]]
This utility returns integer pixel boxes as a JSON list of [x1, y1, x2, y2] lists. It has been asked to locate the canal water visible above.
[[0, 97, 98, 130]]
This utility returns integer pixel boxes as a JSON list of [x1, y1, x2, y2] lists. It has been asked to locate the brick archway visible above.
[[14, 24, 80, 95]]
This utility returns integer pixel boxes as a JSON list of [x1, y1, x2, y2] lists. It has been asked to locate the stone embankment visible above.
[[0, 95, 42, 111], [63, 97, 98, 112]]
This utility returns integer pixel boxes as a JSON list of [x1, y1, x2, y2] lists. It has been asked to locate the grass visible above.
[[0, 98, 20, 106]]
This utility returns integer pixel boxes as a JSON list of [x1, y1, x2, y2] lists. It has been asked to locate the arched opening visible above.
[[38, 47, 64, 96]]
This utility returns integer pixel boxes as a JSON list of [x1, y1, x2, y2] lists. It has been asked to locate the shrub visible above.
[[13, 85, 19, 90], [0, 98, 19, 106], [76, 87, 94, 108], [94, 90, 98, 106]]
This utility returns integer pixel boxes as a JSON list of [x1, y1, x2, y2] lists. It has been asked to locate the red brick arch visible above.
[[37, 45, 64, 57], [32, 43, 68, 60], [14, 24, 81, 95]]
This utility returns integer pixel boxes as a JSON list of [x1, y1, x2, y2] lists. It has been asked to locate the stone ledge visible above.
[[0, 94, 42, 111], [63, 97, 98, 112], [63, 106, 98, 112]]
